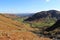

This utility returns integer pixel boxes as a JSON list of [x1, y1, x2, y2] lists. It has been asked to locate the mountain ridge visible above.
[[24, 10, 60, 22]]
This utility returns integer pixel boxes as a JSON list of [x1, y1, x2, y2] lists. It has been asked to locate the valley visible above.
[[0, 10, 60, 40]]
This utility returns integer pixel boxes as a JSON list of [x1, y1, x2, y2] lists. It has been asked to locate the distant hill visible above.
[[16, 13, 34, 17], [24, 10, 60, 22]]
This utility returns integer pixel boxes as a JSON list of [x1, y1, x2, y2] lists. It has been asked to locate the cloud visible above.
[[45, 0, 50, 2]]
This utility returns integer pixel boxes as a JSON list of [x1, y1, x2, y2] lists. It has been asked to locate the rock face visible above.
[[24, 10, 60, 21], [45, 20, 60, 32]]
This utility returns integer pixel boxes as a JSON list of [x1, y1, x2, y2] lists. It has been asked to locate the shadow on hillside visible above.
[[44, 20, 60, 32], [30, 20, 60, 39]]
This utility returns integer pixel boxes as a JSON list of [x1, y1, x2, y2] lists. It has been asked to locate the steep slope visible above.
[[0, 14, 34, 31], [0, 14, 52, 40], [0, 14, 24, 30]]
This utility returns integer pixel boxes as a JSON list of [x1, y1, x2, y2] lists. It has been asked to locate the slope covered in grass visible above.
[[0, 14, 52, 40]]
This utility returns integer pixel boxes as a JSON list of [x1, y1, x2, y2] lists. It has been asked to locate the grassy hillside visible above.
[[0, 14, 52, 40], [0, 14, 38, 40], [23, 10, 60, 40]]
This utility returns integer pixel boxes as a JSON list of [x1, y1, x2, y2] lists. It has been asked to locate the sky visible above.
[[0, 0, 60, 13]]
